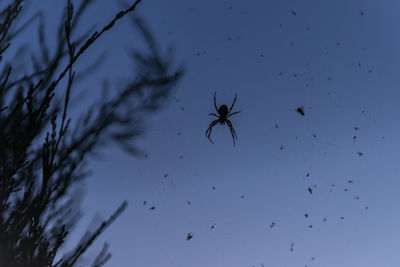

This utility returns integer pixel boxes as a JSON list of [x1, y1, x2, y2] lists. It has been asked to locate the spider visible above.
[[206, 92, 241, 146]]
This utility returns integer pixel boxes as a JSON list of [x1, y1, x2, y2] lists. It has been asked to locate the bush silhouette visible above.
[[0, 1, 184, 266]]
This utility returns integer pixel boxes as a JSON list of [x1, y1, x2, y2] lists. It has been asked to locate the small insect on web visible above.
[[206, 92, 241, 146]]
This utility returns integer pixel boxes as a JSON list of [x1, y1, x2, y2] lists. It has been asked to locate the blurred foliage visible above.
[[0, 0, 184, 266]]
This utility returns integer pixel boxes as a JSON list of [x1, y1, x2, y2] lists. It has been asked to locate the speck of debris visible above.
[[323, 217, 327, 222], [186, 232, 193, 241], [240, 194, 245, 199], [280, 144, 286, 150], [290, 242, 294, 252], [212, 186, 216, 190], [210, 224, 215, 229], [357, 152, 363, 156], [177, 132, 182, 135], [270, 221, 276, 228], [304, 213, 308, 218], [187, 201, 191, 205], [308, 187, 313, 194], [291, 10, 296, 15], [296, 106, 305, 116], [348, 180, 354, 184], [306, 172, 310, 177], [340, 216, 344, 220], [308, 224, 313, 228], [150, 206, 156, 210], [164, 173, 168, 178]]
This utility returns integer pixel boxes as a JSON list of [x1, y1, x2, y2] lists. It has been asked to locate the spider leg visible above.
[[206, 120, 219, 144], [227, 110, 241, 118], [213, 92, 218, 112], [226, 119, 238, 140], [206, 121, 218, 144], [226, 119, 238, 146], [229, 93, 238, 112], [209, 113, 219, 118]]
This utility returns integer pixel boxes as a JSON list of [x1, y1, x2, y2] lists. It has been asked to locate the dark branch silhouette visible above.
[[0, 1, 184, 266]]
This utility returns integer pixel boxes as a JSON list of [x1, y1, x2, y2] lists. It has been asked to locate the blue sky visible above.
[[19, 0, 400, 266]]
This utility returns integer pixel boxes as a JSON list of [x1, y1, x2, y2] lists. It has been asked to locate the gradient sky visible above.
[[18, 0, 400, 266]]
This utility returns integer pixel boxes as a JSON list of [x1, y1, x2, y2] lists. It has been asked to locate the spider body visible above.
[[217, 105, 229, 121], [206, 92, 241, 146]]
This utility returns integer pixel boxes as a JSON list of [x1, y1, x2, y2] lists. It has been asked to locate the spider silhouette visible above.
[[206, 92, 241, 146]]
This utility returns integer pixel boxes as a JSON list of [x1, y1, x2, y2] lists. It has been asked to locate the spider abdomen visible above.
[[218, 104, 229, 117]]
